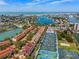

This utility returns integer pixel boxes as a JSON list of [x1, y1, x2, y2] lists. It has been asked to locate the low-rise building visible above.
[[0, 40, 9, 46], [0, 45, 16, 58]]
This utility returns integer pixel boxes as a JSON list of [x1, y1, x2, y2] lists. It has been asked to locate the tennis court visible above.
[[36, 28, 57, 59]]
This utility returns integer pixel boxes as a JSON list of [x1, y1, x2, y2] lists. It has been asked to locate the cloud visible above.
[[26, 0, 74, 6], [0, 0, 7, 5], [26, 0, 51, 5], [26, 2, 38, 5], [50, 0, 74, 4], [34, 0, 49, 2], [33, 0, 41, 2]]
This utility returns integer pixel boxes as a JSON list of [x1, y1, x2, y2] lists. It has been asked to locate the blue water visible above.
[[0, 12, 78, 16], [36, 16, 55, 25], [0, 28, 23, 41]]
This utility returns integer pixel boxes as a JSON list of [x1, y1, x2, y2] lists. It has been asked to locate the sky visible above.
[[0, 0, 79, 12]]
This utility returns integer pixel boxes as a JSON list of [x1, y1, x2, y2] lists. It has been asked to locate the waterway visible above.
[[0, 28, 23, 41], [36, 16, 55, 25], [0, 12, 78, 16]]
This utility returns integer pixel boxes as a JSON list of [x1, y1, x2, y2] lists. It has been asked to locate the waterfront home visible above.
[[23, 26, 33, 33], [0, 40, 9, 46], [12, 32, 26, 41], [12, 26, 33, 41]]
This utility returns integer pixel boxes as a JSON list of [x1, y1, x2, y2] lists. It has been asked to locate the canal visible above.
[[0, 28, 23, 41]]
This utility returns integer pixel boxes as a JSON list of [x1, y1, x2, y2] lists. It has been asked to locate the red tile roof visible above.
[[12, 26, 34, 42], [11, 56, 16, 59], [0, 40, 9, 46], [23, 26, 33, 33], [0, 45, 16, 58], [12, 32, 26, 41], [19, 26, 46, 56]]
